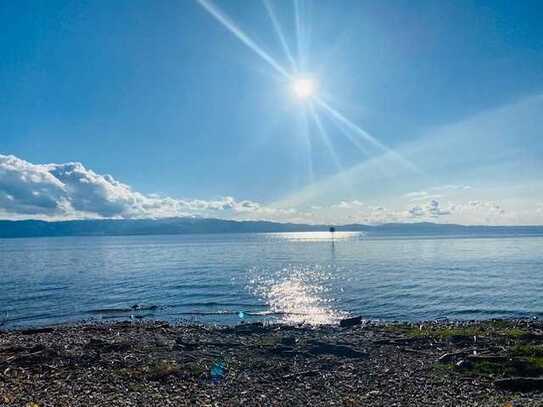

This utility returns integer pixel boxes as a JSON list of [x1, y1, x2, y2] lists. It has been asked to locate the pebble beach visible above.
[[1, 319, 543, 406]]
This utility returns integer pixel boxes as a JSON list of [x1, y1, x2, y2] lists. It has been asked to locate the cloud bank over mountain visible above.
[[0, 154, 539, 225]]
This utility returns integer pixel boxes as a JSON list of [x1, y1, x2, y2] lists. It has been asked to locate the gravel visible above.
[[1, 319, 542, 406]]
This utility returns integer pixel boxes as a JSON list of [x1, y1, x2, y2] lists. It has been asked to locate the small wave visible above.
[[86, 304, 159, 314], [442, 309, 543, 319], [32, 285, 71, 293], [3, 312, 56, 323], [174, 310, 265, 316], [173, 310, 341, 317], [173, 302, 265, 308], [450, 309, 521, 316], [87, 308, 133, 314]]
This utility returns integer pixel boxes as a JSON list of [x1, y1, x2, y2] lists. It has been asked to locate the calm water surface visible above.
[[1, 232, 542, 328]]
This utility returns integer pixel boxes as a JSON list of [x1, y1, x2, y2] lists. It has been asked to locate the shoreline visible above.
[[1, 319, 543, 406]]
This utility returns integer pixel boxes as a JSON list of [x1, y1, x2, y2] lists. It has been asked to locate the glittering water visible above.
[[1, 232, 542, 328]]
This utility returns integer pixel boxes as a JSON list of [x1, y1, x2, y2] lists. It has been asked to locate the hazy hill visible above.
[[0, 218, 542, 238]]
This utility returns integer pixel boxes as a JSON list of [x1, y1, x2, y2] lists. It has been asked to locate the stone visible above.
[[340, 316, 363, 328], [307, 340, 367, 358], [495, 377, 543, 391]]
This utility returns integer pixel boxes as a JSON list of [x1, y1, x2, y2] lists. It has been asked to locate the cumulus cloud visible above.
[[444, 200, 510, 224], [451, 200, 506, 216], [408, 200, 451, 218], [0, 154, 281, 220], [0, 154, 173, 218], [404, 191, 443, 202], [0, 154, 527, 226], [0, 155, 67, 216], [404, 199, 510, 223], [462, 200, 505, 215], [331, 200, 364, 209]]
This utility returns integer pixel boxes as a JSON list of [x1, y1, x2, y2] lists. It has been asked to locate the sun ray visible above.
[[309, 104, 343, 174], [315, 97, 421, 173], [197, 0, 420, 178], [294, 0, 306, 70], [263, 0, 298, 72], [196, 0, 291, 79], [327, 109, 372, 157], [299, 110, 314, 184], [315, 97, 387, 152]]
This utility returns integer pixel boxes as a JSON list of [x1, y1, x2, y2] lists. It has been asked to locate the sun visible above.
[[291, 77, 316, 100]]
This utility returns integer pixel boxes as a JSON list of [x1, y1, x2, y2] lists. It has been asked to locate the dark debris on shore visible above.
[[1, 319, 543, 406]]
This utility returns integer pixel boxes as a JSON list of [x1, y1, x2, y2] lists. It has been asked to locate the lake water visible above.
[[1, 232, 542, 328]]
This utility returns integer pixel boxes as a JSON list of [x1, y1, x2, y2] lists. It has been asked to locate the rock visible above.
[[495, 377, 543, 391], [85, 338, 131, 352], [510, 358, 543, 376], [131, 304, 158, 311], [307, 340, 367, 358], [147, 360, 180, 381], [19, 327, 54, 335], [468, 354, 508, 363], [437, 351, 466, 363], [1, 346, 58, 368], [456, 359, 474, 369], [175, 339, 198, 351], [340, 316, 362, 328], [280, 336, 296, 346], [268, 344, 296, 355], [374, 336, 418, 346], [448, 335, 473, 345], [282, 369, 319, 379], [0, 344, 44, 354], [228, 322, 267, 334]]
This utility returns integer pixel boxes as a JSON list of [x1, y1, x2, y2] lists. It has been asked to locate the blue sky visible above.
[[1, 0, 542, 224]]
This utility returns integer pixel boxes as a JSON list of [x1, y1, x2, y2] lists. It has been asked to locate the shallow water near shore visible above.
[[1, 232, 542, 328]]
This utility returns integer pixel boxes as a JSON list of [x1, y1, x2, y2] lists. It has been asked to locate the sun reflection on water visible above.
[[268, 231, 363, 242], [248, 264, 346, 325]]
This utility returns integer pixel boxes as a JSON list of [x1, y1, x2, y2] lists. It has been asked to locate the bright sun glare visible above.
[[291, 77, 316, 100]]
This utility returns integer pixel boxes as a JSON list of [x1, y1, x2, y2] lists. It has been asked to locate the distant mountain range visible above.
[[0, 218, 542, 238]]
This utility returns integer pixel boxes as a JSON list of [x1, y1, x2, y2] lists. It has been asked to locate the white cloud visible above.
[[331, 200, 364, 209], [465, 200, 505, 215], [0, 155, 67, 216], [0, 154, 538, 226], [0, 154, 285, 221], [404, 185, 471, 202], [404, 191, 443, 202], [408, 200, 451, 218], [433, 184, 472, 191], [444, 200, 509, 224]]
